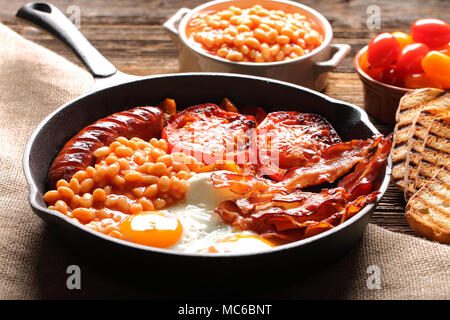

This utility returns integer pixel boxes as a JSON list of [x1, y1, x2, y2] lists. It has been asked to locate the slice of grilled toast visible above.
[[403, 107, 450, 200], [415, 116, 450, 192], [406, 164, 450, 244], [391, 88, 445, 190]]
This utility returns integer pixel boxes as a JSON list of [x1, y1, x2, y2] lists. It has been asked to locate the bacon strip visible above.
[[215, 188, 349, 235], [211, 135, 390, 242], [281, 136, 383, 191], [338, 135, 392, 199]]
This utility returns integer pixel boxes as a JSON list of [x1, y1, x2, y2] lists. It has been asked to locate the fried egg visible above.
[[119, 171, 274, 253]]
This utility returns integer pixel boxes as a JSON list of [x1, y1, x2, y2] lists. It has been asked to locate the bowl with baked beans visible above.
[[164, 0, 350, 91]]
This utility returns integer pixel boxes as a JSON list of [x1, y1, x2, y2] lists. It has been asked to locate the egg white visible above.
[[162, 171, 258, 253]]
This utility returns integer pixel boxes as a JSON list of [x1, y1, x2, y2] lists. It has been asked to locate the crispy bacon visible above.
[[338, 134, 392, 199], [281, 136, 384, 191], [211, 135, 390, 242]]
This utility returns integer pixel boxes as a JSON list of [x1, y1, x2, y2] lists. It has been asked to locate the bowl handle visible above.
[[163, 7, 191, 46], [315, 44, 351, 72]]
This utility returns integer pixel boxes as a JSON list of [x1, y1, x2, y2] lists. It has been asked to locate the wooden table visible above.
[[2, 0, 450, 238]]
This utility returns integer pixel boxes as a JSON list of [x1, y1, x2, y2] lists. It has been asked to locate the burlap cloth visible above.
[[0, 23, 449, 300]]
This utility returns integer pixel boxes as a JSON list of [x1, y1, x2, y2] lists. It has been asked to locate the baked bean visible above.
[[108, 230, 121, 238], [142, 174, 159, 185], [69, 194, 81, 209], [105, 154, 119, 165], [176, 171, 191, 180], [107, 162, 121, 176], [43, 190, 60, 203], [132, 187, 144, 198], [112, 175, 125, 187], [150, 147, 165, 161], [104, 197, 116, 209], [138, 198, 154, 211], [103, 224, 117, 235], [72, 170, 88, 182], [93, 188, 107, 202], [158, 176, 171, 193], [124, 171, 143, 183], [54, 200, 68, 214], [103, 186, 112, 195], [157, 155, 172, 167], [118, 158, 131, 170], [58, 186, 74, 199], [217, 48, 229, 57], [133, 153, 146, 166], [72, 208, 95, 222], [116, 197, 129, 213], [186, 4, 323, 62], [144, 184, 158, 198], [154, 198, 166, 209], [127, 140, 138, 151], [80, 193, 94, 208], [44, 136, 195, 240], [79, 178, 94, 194], [148, 162, 167, 177], [93, 166, 106, 182], [94, 146, 110, 158], [115, 146, 133, 157], [56, 179, 70, 189], [96, 209, 109, 220], [109, 141, 121, 151], [130, 202, 143, 215]]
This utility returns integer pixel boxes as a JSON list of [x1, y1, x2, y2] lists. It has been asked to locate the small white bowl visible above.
[[164, 0, 350, 91]]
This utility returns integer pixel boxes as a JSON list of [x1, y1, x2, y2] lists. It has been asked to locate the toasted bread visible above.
[[406, 164, 450, 244], [391, 89, 447, 190], [415, 116, 450, 192], [403, 107, 450, 200]]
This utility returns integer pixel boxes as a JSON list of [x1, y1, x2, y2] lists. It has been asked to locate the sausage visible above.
[[48, 106, 166, 189]]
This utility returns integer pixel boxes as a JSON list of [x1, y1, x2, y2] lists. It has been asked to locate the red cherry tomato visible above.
[[379, 65, 404, 87], [411, 18, 450, 49], [438, 43, 450, 55], [421, 51, 450, 88], [367, 33, 400, 68], [396, 43, 430, 76]]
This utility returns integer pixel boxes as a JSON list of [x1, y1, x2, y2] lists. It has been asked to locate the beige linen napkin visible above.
[[0, 23, 449, 300]]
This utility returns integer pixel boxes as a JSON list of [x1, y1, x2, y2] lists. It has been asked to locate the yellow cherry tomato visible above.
[[359, 50, 382, 80], [421, 51, 450, 88], [392, 31, 414, 49], [404, 73, 442, 89]]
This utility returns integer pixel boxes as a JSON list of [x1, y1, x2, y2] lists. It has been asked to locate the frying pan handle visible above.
[[16, 2, 117, 79]]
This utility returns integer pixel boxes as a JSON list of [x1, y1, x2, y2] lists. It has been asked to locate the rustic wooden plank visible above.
[[3, 0, 447, 238]]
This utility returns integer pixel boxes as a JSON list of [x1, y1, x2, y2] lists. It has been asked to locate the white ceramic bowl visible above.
[[164, 0, 351, 91]]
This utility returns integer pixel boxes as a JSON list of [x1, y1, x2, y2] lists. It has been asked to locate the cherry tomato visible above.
[[404, 73, 441, 89], [367, 33, 400, 68], [359, 51, 382, 80], [379, 65, 404, 87], [396, 43, 430, 75], [422, 51, 450, 88], [411, 18, 450, 49], [392, 31, 414, 49], [438, 43, 450, 55], [359, 50, 370, 73]]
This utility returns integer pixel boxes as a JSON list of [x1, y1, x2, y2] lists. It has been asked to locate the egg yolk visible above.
[[209, 234, 275, 253], [119, 211, 183, 248]]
